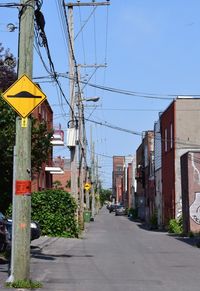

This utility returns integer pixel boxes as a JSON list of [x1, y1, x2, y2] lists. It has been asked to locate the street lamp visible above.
[[7, 23, 18, 32]]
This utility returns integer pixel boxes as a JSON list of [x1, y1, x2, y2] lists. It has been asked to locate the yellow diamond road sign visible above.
[[84, 183, 91, 191], [2, 74, 47, 118]]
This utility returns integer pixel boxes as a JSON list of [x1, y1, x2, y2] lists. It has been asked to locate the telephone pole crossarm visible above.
[[65, 2, 110, 7]]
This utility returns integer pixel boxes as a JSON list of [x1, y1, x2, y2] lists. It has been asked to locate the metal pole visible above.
[[12, 0, 34, 281]]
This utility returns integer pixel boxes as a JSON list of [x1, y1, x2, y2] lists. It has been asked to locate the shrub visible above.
[[168, 216, 183, 234], [150, 210, 158, 229], [31, 189, 78, 237]]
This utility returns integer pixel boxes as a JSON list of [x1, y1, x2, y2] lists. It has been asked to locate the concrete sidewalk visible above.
[[0, 224, 90, 290]]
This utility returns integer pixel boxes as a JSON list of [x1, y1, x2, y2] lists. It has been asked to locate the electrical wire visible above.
[[75, 6, 97, 40], [0, 3, 23, 8], [34, 3, 75, 120], [78, 6, 86, 66], [33, 73, 200, 101], [93, 8, 97, 66], [56, 0, 69, 57]]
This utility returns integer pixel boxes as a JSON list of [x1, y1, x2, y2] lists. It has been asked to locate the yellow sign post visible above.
[[2, 74, 46, 118], [84, 183, 91, 191]]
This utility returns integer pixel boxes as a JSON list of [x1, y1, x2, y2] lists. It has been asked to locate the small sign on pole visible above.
[[84, 183, 91, 191]]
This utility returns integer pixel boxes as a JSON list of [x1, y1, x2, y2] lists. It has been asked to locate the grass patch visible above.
[[5, 280, 42, 289]]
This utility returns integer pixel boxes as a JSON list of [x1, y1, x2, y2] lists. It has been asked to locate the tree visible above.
[[0, 43, 17, 91], [0, 99, 16, 209], [31, 118, 53, 174], [0, 43, 17, 210], [0, 44, 53, 212], [99, 189, 112, 206]]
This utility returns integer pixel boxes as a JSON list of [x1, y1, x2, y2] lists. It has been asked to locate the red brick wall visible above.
[[127, 163, 132, 208], [31, 100, 53, 192], [53, 170, 71, 193], [161, 102, 175, 225], [113, 156, 125, 203]]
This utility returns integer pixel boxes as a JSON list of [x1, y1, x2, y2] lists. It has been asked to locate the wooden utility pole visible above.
[[68, 4, 78, 218], [65, 0, 110, 219], [11, 0, 35, 281], [95, 154, 100, 213], [77, 68, 84, 229], [90, 126, 95, 220]]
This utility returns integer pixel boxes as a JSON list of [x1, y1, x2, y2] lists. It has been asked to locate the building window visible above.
[[165, 128, 167, 152], [116, 166, 123, 172], [170, 123, 173, 149]]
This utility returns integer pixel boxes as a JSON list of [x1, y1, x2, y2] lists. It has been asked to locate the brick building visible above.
[[52, 156, 72, 192], [160, 97, 200, 225], [112, 156, 125, 204], [31, 99, 53, 192], [135, 131, 155, 222]]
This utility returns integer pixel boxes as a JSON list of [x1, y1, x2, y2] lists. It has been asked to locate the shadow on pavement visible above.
[[128, 217, 200, 248], [173, 236, 200, 248], [31, 245, 94, 261]]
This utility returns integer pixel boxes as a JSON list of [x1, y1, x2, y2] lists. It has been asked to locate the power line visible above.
[[33, 73, 200, 101], [75, 6, 97, 40], [85, 117, 142, 136], [34, 4, 75, 119], [0, 3, 23, 8]]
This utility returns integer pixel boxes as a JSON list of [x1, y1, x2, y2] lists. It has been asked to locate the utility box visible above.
[[67, 127, 78, 147], [181, 151, 200, 233]]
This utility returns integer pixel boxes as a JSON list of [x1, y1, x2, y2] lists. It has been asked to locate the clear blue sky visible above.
[[1, 1, 200, 188]]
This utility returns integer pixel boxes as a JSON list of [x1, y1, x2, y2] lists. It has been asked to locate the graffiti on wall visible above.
[[190, 192, 200, 224]]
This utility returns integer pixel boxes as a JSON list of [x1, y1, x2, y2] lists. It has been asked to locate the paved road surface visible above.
[[1, 207, 200, 290]]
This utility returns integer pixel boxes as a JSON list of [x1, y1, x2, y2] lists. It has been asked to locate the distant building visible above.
[[127, 156, 136, 209], [112, 156, 125, 203], [135, 143, 145, 220], [154, 116, 163, 227], [135, 131, 155, 222], [160, 97, 200, 225], [52, 156, 72, 192]]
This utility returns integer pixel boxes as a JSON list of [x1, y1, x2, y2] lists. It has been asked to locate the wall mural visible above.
[[189, 153, 200, 225], [190, 192, 200, 224]]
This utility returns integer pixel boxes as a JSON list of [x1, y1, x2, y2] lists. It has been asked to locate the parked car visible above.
[[115, 205, 126, 216], [6, 219, 41, 241], [108, 203, 117, 213], [0, 212, 10, 253]]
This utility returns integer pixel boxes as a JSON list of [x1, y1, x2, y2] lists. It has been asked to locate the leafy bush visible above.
[[150, 210, 158, 229], [31, 189, 78, 237], [168, 216, 183, 234]]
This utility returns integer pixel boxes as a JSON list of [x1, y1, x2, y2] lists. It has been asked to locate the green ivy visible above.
[[168, 216, 183, 234], [31, 189, 79, 237]]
